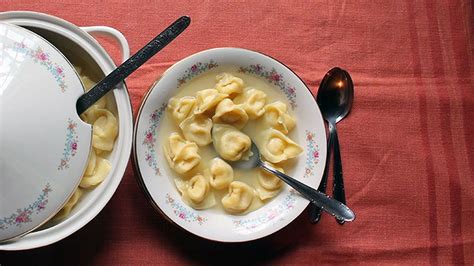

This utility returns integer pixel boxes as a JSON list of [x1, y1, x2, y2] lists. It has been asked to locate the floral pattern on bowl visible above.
[[177, 60, 218, 87], [142, 103, 167, 176], [164, 194, 207, 225], [0, 184, 52, 230], [304, 130, 320, 178], [233, 190, 297, 233], [238, 64, 297, 109]]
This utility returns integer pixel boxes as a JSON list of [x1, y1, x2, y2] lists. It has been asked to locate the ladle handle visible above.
[[76, 16, 191, 115], [259, 162, 355, 222]]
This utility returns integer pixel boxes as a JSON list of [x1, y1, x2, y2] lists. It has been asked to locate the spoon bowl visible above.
[[316, 67, 354, 123]]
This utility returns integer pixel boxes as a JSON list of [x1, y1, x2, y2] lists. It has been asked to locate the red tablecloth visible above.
[[1, 0, 473, 264]]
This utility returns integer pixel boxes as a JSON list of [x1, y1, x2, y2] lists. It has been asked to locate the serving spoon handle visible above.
[[332, 125, 347, 224], [259, 161, 355, 222], [76, 16, 191, 115]]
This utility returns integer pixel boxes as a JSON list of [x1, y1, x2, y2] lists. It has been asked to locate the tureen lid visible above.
[[0, 22, 91, 242]]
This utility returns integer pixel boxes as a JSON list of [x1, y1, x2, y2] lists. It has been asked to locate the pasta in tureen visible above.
[[54, 67, 119, 220]]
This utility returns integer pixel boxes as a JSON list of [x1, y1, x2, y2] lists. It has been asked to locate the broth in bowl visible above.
[[160, 68, 303, 215]]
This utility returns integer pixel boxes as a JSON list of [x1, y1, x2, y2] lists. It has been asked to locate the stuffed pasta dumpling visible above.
[[209, 158, 234, 189], [168, 96, 196, 125], [164, 133, 201, 174], [263, 101, 296, 134], [212, 98, 248, 129], [233, 88, 267, 119], [80, 156, 111, 188], [256, 164, 284, 200], [194, 88, 227, 115], [179, 114, 213, 146], [175, 174, 216, 209], [91, 108, 119, 152], [257, 128, 303, 163], [215, 73, 244, 98], [222, 181, 254, 214], [212, 124, 251, 161]]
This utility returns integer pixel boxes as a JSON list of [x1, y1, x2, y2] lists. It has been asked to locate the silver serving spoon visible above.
[[231, 142, 355, 222], [309, 67, 354, 224]]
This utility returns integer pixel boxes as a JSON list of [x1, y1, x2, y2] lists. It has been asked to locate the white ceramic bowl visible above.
[[0, 11, 133, 250], [133, 48, 327, 242]]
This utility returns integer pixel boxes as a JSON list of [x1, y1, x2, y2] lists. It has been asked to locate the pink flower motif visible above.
[[190, 64, 198, 72], [268, 211, 277, 220], [179, 212, 186, 219], [37, 202, 46, 211], [305, 168, 311, 175], [313, 151, 319, 158], [145, 154, 152, 161], [255, 64, 262, 72], [306, 133, 313, 141], [68, 123, 77, 130], [288, 87, 295, 94], [270, 72, 281, 82], [35, 50, 48, 61], [15, 210, 31, 224], [146, 132, 153, 142], [151, 113, 157, 121], [71, 142, 77, 151], [56, 67, 63, 75]]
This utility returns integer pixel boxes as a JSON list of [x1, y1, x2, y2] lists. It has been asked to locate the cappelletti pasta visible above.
[[209, 158, 234, 189], [54, 66, 119, 220], [168, 96, 196, 125], [212, 98, 249, 129], [164, 133, 201, 175], [233, 87, 267, 119], [174, 174, 216, 209], [215, 72, 244, 98], [262, 101, 296, 134], [162, 70, 303, 215], [257, 128, 303, 163], [179, 114, 213, 146], [212, 124, 252, 161]]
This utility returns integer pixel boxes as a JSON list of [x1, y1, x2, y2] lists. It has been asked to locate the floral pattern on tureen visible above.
[[0, 184, 52, 230]]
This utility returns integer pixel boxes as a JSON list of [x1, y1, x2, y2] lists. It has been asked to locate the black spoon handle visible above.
[[332, 126, 347, 224], [76, 16, 191, 115], [309, 121, 334, 223]]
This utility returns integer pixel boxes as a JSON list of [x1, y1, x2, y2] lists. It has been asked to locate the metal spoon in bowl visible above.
[[231, 142, 355, 222], [76, 16, 190, 115], [309, 67, 354, 224]]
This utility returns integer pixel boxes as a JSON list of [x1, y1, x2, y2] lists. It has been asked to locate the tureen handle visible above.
[[81, 26, 130, 63]]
